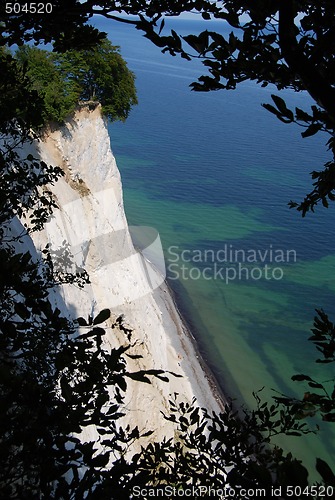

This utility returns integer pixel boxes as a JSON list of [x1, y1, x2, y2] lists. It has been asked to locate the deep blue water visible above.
[[91, 16, 335, 475]]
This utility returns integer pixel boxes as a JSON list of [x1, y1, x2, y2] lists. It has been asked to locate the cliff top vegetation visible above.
[[2, 38, 137, 127], [1, 1, 335, 497]]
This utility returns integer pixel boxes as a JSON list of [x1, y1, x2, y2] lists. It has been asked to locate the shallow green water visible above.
[[95, 16, 335, 479]]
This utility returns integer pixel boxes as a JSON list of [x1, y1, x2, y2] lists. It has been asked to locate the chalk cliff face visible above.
[[25, 106, 222, 447]]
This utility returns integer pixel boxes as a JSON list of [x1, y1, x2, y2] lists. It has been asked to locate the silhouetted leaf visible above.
[[125, 371, 151, 384], [91, 452, 110, 468], [301, 123, 322, 138], [77, 317, 88, 326], [158, 18, 165, 35], [93, 309, 110, 325], [316, 458, 335, 484], [295, 107, 312, 122], [308, 381, 324, 389], [271, 94, 293, 120], [291, 374, 313, 382]]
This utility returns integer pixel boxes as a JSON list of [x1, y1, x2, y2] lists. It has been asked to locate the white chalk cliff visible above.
[[21, 105, 223, 448]]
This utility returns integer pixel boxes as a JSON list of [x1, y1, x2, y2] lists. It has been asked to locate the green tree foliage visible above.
[[0, 47, 45, 130], [15, 45, 80, 124], [273, 309, 335, 424], [14, 41, 137, 125]]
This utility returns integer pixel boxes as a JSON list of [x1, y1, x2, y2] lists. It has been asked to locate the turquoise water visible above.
[[92, 17, 335, 476]]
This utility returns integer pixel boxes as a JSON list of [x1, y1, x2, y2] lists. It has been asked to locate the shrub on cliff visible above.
[[14, 39, 137, 125], [55, 39, 138, 121]]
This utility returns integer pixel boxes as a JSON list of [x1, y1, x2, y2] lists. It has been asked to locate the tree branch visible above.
[[91, 9, 139, 25], [279, 0, 335, 125], [309, 27, 335, 66]]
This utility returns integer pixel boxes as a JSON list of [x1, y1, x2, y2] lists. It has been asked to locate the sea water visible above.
[[92, 16, 335, 477]]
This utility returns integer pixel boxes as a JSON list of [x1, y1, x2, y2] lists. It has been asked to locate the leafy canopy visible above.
[[15, 45, 80, 124], [55, 39, 138, 121], [13, 39, 137, 125]]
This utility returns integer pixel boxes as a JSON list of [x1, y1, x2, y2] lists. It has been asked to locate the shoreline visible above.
[[144, 253, 227, 414], [162, 277, 227, 411]]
